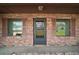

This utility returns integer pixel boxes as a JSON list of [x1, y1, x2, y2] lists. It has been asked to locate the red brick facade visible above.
[[0, 14, 79, 47]]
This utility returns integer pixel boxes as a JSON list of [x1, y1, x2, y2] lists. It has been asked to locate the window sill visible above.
[[56, 35, 71, 37], [55, 35, 75, 38], [6, 36, 22, 39]]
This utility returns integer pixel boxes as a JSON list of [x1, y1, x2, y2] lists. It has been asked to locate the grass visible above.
[[56, 30, 65, 36]]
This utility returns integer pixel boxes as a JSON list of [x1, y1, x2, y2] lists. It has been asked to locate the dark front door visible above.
[[33, 18, 46, 45]]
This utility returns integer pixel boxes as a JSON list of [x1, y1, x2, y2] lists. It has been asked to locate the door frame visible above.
[[33, 18, 47, 45]]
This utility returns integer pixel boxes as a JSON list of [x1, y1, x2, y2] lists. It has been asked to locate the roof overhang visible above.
[[0, 3, 79, 14]]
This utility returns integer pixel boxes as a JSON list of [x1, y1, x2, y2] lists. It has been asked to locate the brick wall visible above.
[[0, 13, 78, 47], [75, 15, 79, 45], [47, 17, 76, 46], [2, 17, 33, 47], [0, 17, 2, 45], [0, 17, 2, 37]]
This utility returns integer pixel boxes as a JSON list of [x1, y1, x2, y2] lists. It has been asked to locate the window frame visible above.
[[56, 19, 70, 36], [8, 19, 23, 36]]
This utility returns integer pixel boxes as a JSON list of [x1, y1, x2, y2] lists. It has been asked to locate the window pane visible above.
[[56, 22, 66, 36], [56, 20, 70, 36], [13, 21, 23, 30], [8, 20, 23, 36], [13, 21, 23, 36]]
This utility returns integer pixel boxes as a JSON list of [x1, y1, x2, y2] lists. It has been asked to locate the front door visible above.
[[33, 18, 46, 45]]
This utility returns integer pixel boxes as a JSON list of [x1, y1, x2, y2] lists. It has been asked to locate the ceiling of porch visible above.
[[0, 3, 79, 14]]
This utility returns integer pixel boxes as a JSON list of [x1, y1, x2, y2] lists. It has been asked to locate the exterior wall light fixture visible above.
[[38, 6, 44, 11]]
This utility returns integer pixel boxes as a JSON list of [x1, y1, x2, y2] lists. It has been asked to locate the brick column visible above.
[[24, 17, 33, 45], [47, 17, 56, 45], [2, 17, 8, 37], [0, 17, 2, 37], [75, 16, 79, 45], [22, 18, 27, 36], [70, 18, 75, 36]]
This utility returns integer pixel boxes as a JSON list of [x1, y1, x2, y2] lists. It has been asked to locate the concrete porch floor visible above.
[[0, 45, 79, 55]]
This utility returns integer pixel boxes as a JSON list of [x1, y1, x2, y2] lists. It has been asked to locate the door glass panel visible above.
[[36, 30, 44, 38], [36, 22, 44, 29], [35, 21, 45, 38]]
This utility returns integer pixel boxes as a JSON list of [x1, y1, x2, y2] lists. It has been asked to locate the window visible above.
[[56, 19, 70, 36], [8, 19, 23, 36]]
